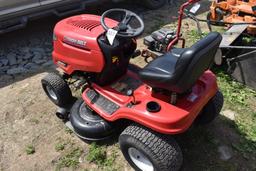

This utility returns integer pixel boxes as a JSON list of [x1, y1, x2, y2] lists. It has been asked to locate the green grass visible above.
[[216, 70, 256, 107], [56, 147, 82, 170], [185, 27, 226, 46], [214, 69, 256, 157], [25, 144, 35, 155], [86, 143, 107, 166], [86, 143, 117, 170], [186, 29, 209, 45], [64, 127, 73, 134], [55, 142, 66, 152]]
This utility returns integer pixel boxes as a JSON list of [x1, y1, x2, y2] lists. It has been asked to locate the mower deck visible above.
[[64, 121, 114, 141], [81, 66, 218, 134]]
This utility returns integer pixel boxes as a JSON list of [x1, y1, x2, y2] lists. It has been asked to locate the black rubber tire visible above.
[[195, 90, 224, 125], [41, 73, 73, 108], [142, 0, 166, 9], [206, 10, 224, 26], [70, 98, 115, 141], [119, 124, 183, 171]]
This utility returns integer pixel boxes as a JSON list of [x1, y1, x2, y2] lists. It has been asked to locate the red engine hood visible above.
[[54, 14, 118, 51]]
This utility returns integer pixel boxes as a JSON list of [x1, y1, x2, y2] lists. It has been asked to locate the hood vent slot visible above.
[[68, 20, 101, 31]]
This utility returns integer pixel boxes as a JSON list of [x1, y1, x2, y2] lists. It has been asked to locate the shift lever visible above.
[[127, 89, 136, 104]]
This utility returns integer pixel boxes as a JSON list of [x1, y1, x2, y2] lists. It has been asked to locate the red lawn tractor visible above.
[[42, 0, 224, 170]]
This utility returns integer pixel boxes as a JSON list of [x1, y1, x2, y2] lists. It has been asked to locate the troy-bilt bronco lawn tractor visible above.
[[42, 0, 224, 170]]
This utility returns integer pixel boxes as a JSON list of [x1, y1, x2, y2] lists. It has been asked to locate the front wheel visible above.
[[41, 73, 73, 107], [119, 124, 183, 171]]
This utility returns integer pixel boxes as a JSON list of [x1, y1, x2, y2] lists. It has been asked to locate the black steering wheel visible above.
[[101, 8, 145, 38]]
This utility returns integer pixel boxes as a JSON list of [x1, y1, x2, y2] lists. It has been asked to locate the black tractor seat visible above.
[[139, 32, 222, 94]]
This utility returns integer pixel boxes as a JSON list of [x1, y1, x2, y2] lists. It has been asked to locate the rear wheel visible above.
[[119, 124, 183, 171], [142, 0, 166, 9], [195, 90, 224, 125], [41, 73, 73, 107]]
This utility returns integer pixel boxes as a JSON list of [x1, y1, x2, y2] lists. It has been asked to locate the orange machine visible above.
[[208, 0, 256, 34]]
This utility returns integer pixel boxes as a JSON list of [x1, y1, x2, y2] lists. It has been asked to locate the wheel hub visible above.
[[128, 147, 154, 171], [46, 85, 57, 100]]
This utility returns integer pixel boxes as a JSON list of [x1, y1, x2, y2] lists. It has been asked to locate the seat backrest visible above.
[[174, 32, 222, 93]]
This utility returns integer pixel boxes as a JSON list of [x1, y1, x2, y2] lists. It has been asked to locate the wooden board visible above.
[[220, 24, 249, 47]]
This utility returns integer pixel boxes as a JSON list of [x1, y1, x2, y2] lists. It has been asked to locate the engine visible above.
[[144, 28, 176, 53], [52, 14, 137, 85]]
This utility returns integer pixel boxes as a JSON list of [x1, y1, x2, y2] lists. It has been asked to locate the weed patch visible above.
[[56, 147, 82, 170], [25, 144, 35, 155], [55, 142, 66, 152], [86, 143, 117, 170], [87, 143, 107, 166], [64, 127, 73, 134], [186, 29, 208, 44], [216, 70, 256, 107]]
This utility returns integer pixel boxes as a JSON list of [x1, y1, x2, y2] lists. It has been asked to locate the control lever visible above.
[[127, 89, 136, 105], [131, 50, 141, 58], [141, 49, 162, 63]]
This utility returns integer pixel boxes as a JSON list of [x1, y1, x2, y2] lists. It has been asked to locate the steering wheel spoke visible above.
[[121, 11, 134, 25], [122, 26, 138, 35], [101, 8, 144, 38]]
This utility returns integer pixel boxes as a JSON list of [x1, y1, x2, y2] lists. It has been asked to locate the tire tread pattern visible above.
[[41, 73, 73, 107], [120, 124, 183, 171]]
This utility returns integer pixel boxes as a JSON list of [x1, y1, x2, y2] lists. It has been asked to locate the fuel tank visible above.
[[52, 14, 118, 74]]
